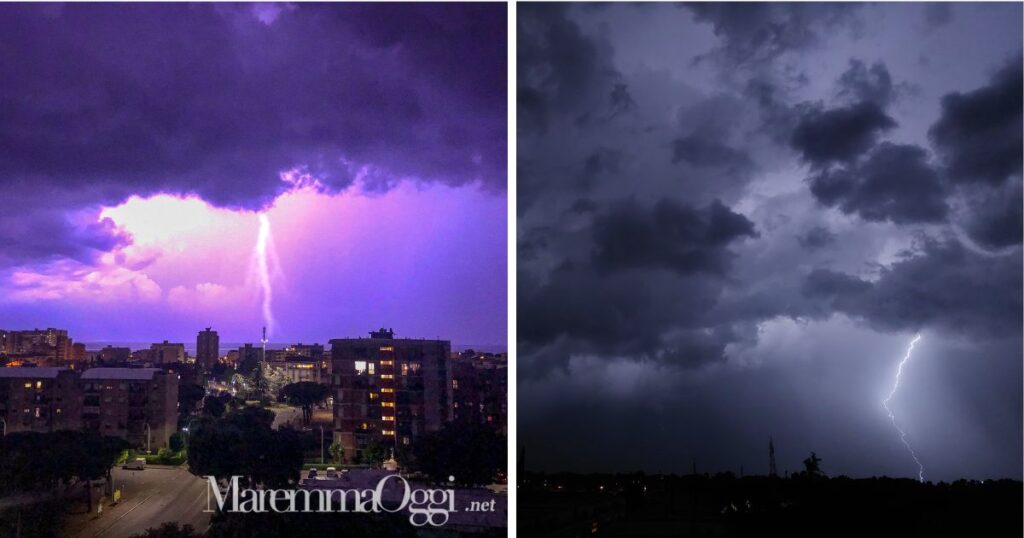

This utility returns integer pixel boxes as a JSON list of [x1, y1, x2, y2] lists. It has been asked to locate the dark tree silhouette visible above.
[[187, 406, 303, 488], [279, 382, 330, 425], [802, 452, 823, 476]]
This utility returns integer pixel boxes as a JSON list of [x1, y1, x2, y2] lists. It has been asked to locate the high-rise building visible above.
[[196, 327, 220, 372], [451, 351, 508, 433], [149, 341, 186, 364], [330, 328, 452, 463], [80, 368, 179, 449]]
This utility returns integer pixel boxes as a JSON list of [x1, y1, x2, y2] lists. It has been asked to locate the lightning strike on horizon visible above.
[[882, 333, 925, 482], [255, 213, 276, 338]]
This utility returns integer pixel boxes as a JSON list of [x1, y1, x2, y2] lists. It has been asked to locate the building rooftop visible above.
[[81, 367, 163, 380], [0, 367, 69, 379]]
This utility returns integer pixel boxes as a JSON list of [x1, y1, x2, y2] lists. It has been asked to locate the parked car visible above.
[[325, 467, 338, 478], [123, 458, 146, 470], [308, 467, 318, 478]]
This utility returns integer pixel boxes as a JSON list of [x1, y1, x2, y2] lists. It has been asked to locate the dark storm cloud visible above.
[[517, 3, 621, 135], [790, 102, 897, 165], [518, 264, 741, 376], [802, 238, 1022, 338], [963, 178, 1024, 249], [807, 143, 948, 224], [837, 60, 897, 107], [929, 54, 1023, 185], [519, 3, 1022, 481], [0, 3, 506, 267], [592, 198, 757, 275], [0, 211, 130, 269], [688, 3, 862, 65]]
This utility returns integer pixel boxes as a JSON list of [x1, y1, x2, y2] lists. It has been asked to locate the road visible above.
[[64, 466, 211, 538]]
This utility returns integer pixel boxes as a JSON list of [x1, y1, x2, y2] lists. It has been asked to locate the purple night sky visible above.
[[0, 4, 507, 347]]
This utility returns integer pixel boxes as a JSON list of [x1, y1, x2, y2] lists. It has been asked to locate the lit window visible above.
[[379, 346, 394, 352], [35, 381, 42, 389], [382, 429, 395, 436], [361, 422, 368, 430], [401, 363, 409, 376], [402, 437, 410, 445], [368, 363, 376, 375], [452, 380, 459, 389], [382, 416, 395, 421], [380, 374, 394, 380], [23, 383, 31, 389], [380, 388, 394, 394], [381, 360, 393, 366], [382, 402, 395, 408], [369, 392, 379, 400], [354, 361, 367, 374]]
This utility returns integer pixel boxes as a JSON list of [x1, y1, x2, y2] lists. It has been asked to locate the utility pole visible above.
[[769, 436, 777, 477]]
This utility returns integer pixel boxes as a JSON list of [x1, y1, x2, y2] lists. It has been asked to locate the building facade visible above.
[[0, 367, 82, 434], [196, 328, 220, 372], [149, 341, 186, 365], [451, 351, 508, 433], [80, 368, 179, 450], [330, 329, 452, 463]]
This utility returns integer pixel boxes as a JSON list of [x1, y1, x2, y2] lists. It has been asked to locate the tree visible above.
[[329, 442, 344, 464], [803, 452, 823, 476], [203, 394, 227, 418], [279, 382, 330, 425], [362, 435, 390, 467], [187, 406, 303, 488], [412, 422, 504, 486], [168, 432, 186, 453], [178, 383, 205, 418]]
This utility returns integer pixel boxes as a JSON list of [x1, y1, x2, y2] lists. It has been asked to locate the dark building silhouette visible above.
[[196, 327, 219, 372]]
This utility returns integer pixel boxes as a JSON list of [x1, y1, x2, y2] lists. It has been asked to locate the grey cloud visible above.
[[837, 59, 897, 107], [929, 54, 1023, 185], [791, 102, 897, 165], [802, 238, 1022, 338], [592, 198, 757, 276], [807, 143, 948, 224], [796, 225, 837, 250]]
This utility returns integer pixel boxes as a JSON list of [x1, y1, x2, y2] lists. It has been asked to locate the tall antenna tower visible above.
[[769, 436, 777, 477]]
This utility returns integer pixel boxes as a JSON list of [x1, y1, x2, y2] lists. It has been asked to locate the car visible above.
[[122, 458, 146, 470], [325, 467, 338, 478], [307, 467, 318, 478]]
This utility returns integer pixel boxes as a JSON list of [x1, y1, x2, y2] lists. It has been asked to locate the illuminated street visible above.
[[64, 466, 210, 538]]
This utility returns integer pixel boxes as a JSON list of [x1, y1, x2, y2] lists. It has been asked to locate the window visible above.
[[23, 383, 31, 389], [409, 362, 421, 373], [401, 363, 409, 376], [354, 361, 367, 374], [369, 392, 379, 400], [368, 363, 376, 375], [402, 436, 410, 445], [35, 381, 42, 389], [379, 346, 394, 352], [381, 360, 393, 366], [380, 374, 394, 380], [452, 380, 459, 389], [380, 388, 394, 394], [382, 416, 395, 421], [382, 402, 395, 408], [382, 429, 395, 436]]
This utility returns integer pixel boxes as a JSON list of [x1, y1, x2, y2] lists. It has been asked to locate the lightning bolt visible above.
[[255, 213, 276, 337], [882, 334, 924, 482]]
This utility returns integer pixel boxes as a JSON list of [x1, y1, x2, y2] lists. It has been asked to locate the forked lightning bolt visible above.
[[255, 213, 276, 337], [882, 334, 924, 482]]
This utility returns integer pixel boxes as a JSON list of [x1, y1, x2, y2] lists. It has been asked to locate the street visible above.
[[64, 466, 211, 538]]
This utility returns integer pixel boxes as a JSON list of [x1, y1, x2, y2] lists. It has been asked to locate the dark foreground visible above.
[[519, 472, 1023, 537]]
